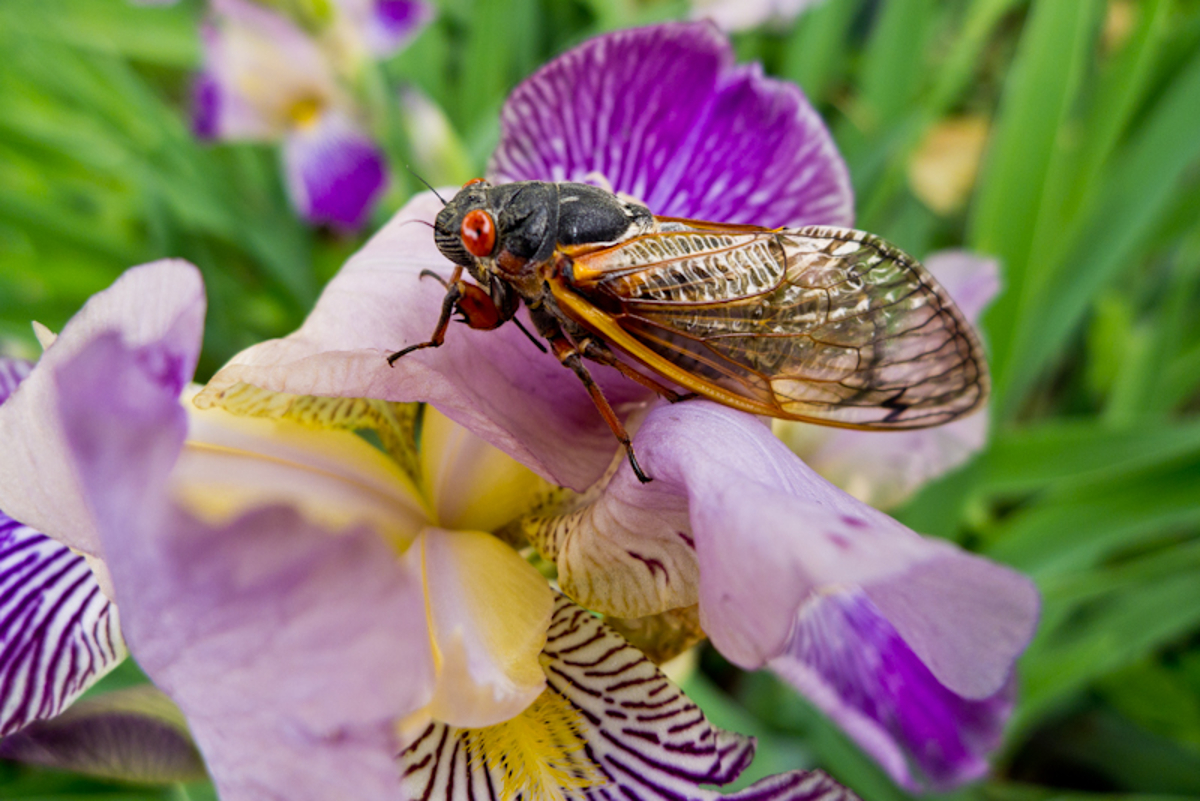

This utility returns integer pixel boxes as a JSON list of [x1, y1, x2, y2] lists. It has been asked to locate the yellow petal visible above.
[[173, 387, 430, 551], [907, 116, 989, 215], [409, 528, 553, 728], [421, 407, 549, 533]]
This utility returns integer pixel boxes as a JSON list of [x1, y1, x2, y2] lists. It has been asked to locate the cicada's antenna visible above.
[[405, 164, 447, 206]]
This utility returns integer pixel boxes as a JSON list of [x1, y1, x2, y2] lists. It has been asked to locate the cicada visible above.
[[389, 179, 989, 483]]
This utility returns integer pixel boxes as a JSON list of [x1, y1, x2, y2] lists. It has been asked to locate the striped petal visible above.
[[399, 594, 858, 801], [0, 513, 125, 737]]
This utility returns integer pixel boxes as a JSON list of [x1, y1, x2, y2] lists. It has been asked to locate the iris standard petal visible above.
[[770, 589, 1012, 790], [490, 21, 853, 227], [0, 513, 125, 738], [56, 332, 437, 801], [282, 111, 388, 229], [197, 192, 651, 491], [0, 357, 32, 404], [408, 528, 553, 728], [0, 260, 204, 560]]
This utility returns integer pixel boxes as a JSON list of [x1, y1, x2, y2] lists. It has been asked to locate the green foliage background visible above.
[[1, 0, 1199, 797]]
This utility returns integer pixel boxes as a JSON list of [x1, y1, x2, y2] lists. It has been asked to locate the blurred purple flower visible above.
[[200, 22, 1038, 791], [193, 0, 430, 228], [775, 252, 1000, 511]]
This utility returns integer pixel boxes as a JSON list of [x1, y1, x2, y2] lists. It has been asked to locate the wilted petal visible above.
[[774, 251, 998, 509], [770, 590, 1012, 790], [56, 332, 437, 801], [197, 192, 650, 491], [199, 0, 340, 140], [0, 514, 126, 738], [406, 528, 552, 729], [491, 22, 852, 227], [282, 111, 388, 229], [0, 686, 207, 784], [0, 260, 204, 560], [401, 593, 858, 801], [627, 401, 1038, 701]]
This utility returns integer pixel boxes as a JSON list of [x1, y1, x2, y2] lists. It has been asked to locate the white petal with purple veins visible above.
[[282, 111, 388, 229], [0, 514, 125, 738], [491, 22, 853, 227], [0, 358, 32, 405], [400, 594, 858, 801]]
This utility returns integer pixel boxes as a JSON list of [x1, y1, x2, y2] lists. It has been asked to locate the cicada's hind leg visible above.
[[531, 309, 652, 483]]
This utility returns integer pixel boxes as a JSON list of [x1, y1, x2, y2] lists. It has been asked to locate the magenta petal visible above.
[[191, 71, 221, 140], [627, 401, 1037, 698], [0, 513, 125, 738], [770, 590, 1012, 790], [491, 22, 852, 227], [282, 113, 388, 229], [56, 333, 435, 800]]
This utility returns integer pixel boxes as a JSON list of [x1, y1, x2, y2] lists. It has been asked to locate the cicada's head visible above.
[[433, 178, 495, 272]]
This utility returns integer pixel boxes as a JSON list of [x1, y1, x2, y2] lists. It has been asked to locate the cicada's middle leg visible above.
[[530, 308, 652, 484], [387, 267, 507, 365]]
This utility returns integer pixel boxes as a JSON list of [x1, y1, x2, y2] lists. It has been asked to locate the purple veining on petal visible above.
[[283, 112, 388, 229], [771, 590, 1011, 790], [491, 22, 853, 227], [191, 71, 221, 140], [0, 358, 33, 406], [0, 512, 126, 738]]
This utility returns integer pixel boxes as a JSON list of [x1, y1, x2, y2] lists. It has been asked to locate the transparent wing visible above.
[[560, 224, 989, 428]]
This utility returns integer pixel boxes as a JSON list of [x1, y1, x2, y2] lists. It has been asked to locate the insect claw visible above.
[[626, 446, 652, 483]]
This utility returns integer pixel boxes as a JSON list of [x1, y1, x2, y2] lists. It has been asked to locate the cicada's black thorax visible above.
[[433, 181, 654, 274]]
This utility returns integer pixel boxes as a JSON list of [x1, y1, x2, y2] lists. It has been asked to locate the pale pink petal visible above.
[[334, 0, 433, 56], [691, 0, 826, 32], [625, 401, 1038, 700], [198, 192, 652, 491], [56, 332, 436, 801], [0, 261, 204, 559]]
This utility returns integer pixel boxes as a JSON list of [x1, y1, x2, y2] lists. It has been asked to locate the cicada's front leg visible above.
[[387, 267, 508, 365]]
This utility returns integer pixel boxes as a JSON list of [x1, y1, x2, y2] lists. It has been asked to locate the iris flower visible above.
[[193, 0, 431, 229], [194, 22, 1039, 791], [0, 258, 860, 801]]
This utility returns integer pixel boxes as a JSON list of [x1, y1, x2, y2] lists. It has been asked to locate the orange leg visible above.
[[574, 337, 697, 403], [386, 267, 466, 365]]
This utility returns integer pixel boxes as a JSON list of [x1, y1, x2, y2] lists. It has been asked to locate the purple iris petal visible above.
[[0, 357, 32, 405], [283, 113, 388, 229], [0, 512, 125, 738], [771, 590, 1012, 790], [191, 71, 221, 140], [56, 332, 436, 800], [364, 0, 432, 55], [491, 21, 853, 227]]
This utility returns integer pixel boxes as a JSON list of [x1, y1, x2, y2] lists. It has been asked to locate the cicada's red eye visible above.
[[462, 178, 487, 188], [461, 209, 496, 257]]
